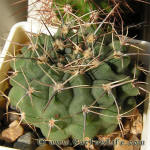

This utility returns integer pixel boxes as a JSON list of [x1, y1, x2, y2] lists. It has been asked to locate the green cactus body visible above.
[[8, 21, 140, 141]]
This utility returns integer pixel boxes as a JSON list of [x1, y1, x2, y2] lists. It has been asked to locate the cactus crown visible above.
[[7, 7, 142, 141]]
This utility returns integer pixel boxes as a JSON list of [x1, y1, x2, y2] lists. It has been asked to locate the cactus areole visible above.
[[8, 22, 140, 141]]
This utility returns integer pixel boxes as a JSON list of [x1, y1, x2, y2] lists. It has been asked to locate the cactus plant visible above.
[[7, 14, 142, 142]]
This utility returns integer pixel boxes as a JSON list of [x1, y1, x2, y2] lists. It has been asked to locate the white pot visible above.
[[0, 22, 150, 150]]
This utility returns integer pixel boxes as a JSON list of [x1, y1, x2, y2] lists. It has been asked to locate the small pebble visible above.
[[13, 132, 37, 150], [35, 144, 55, 150], [13, 132, 36, 150], [17, 132, 33, 144], [0, 120, 24, 142]]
